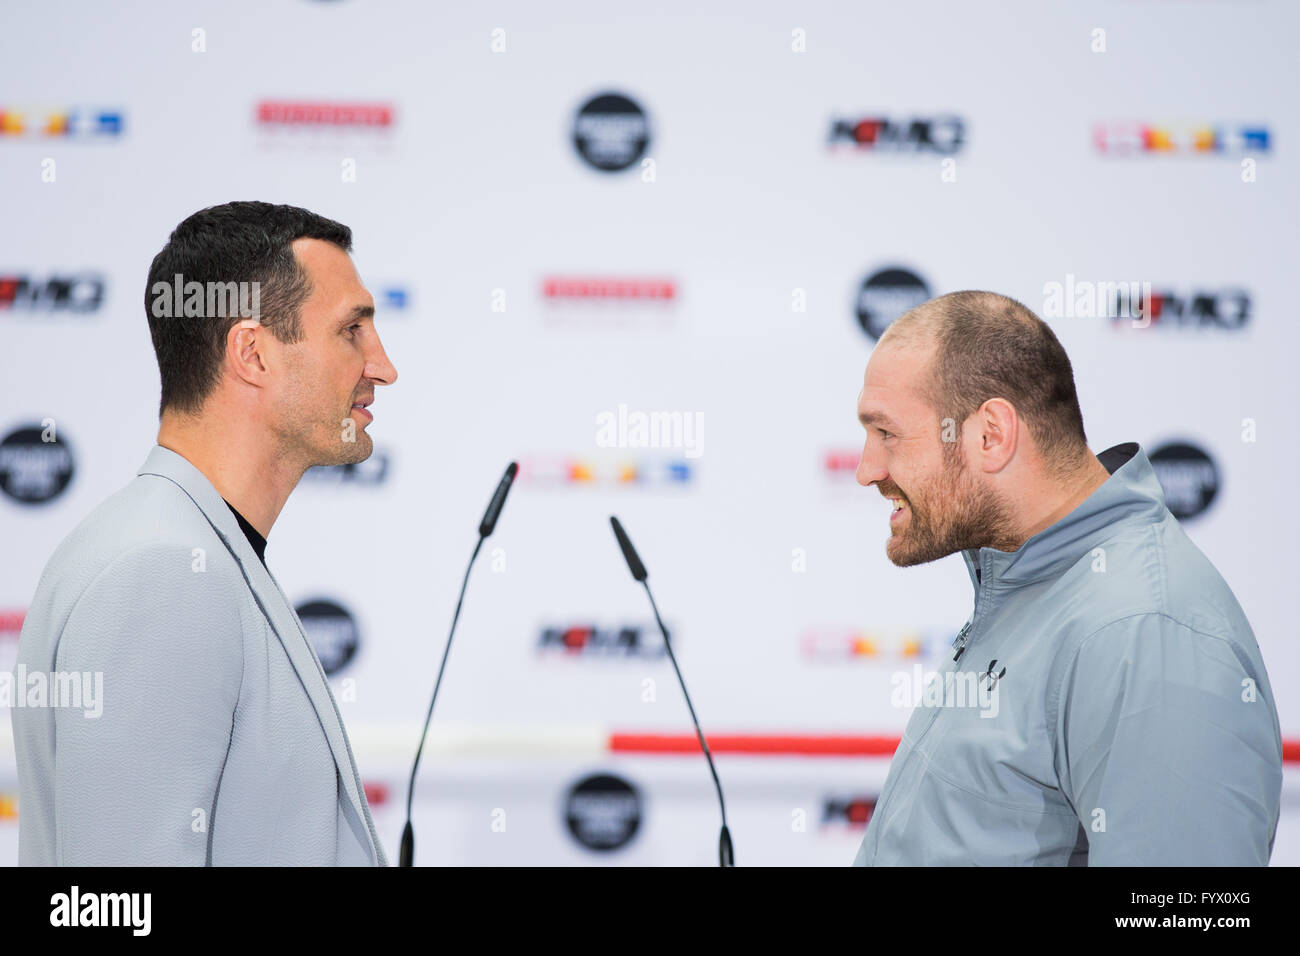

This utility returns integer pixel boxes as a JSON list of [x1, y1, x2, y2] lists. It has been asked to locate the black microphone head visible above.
[[478, 461, 519, 538], [610, 515, 648, 582]]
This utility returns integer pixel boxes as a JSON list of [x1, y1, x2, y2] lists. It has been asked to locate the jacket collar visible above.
[[136, 443, 385, 865], [138, 444, 266, 573], [960, 442, 1168, 591]]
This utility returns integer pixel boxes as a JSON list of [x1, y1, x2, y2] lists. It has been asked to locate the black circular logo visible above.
[[0, 425, 75, 505], [564, 773, 642, 851], [855, 267, 930, 341], [1149, 442, 1220, 521], [296, 598, 360, 675], [573, 93, 650, 173]]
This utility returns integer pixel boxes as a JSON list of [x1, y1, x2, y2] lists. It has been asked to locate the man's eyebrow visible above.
[[337, 304, 375, 327], [858, 410, 898, 429]]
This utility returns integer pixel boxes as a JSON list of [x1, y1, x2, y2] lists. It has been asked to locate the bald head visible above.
[[881, 290, 1091, 475]]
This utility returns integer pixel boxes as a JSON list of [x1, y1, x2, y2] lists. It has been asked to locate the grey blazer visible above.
[[12, 444, 387, 865]]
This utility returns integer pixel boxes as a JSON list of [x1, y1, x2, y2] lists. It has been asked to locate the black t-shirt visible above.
[[223, 498, 268, 567]]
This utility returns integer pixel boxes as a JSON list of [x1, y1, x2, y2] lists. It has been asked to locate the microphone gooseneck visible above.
[[400, 462, 518, 867], [608, 515, 735, 867]]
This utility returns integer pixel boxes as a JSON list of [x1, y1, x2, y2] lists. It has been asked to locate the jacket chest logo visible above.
[[981, 659, 1007, 690]]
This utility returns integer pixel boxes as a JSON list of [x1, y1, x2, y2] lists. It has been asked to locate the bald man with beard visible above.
[[851, 290, 1282, 866]]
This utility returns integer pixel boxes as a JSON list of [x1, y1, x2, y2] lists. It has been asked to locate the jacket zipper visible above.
[[871, 557, 991, 861], [953, 555, 987, 662], [952, 620, 972, 661]]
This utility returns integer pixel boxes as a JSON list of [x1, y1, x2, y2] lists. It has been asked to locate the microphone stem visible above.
[[403, 534, 485, 836], [641, 580, 731, 840]]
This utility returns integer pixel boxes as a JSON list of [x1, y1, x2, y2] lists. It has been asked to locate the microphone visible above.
[[610, 514, 647, 581], [608, 515, 735, 867], [479, 462, 518, 537], [400, 461, 518, 867]]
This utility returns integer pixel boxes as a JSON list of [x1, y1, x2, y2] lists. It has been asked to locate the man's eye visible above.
[[878, 428, 892, 439], [346, 324, 362, 335]]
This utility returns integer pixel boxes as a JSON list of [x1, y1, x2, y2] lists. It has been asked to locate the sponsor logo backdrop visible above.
[[1, 2, 1296, 865]]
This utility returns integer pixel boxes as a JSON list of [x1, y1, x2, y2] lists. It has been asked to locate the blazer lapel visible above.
[[136, 444, 382, 864]]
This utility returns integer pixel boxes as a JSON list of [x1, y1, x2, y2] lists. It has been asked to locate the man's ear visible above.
[[227, 319, 268, 385], [971, 398, 1018, 473]]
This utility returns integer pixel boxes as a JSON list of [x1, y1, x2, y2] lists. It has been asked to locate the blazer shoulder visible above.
[[38, 470, 236, 581], [25, 472, 259, 661]]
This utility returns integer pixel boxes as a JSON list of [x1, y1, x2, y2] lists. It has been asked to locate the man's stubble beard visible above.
[[330, 422, 373, 465], [886, 447, 1021, 567], [274, 385, 373, 471]]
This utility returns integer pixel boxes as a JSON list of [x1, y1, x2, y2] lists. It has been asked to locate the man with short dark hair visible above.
[[13, 201, 397, 865], [853, 290, 1282, 865]]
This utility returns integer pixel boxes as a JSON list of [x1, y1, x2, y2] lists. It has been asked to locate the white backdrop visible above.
[[1, 0, 1297, 865]]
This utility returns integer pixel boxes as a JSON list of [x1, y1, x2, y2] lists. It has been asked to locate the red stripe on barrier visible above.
[[610, 734, 902, 756], [611, 733, 1300, 762]]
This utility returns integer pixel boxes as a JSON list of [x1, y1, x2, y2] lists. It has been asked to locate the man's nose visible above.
[[367, 331, 398, 386], [857, 441, 886, 487]]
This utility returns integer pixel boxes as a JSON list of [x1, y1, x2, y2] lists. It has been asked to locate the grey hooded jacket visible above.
[[854, 442, 1282, 866]]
